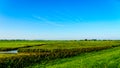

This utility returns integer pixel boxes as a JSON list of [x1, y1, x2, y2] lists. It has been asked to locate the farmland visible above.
[[0, 40, 120, 68], [28, 46, 120, 68]]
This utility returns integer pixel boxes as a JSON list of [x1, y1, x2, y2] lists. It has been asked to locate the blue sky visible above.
[[0, 0, 120, 40]]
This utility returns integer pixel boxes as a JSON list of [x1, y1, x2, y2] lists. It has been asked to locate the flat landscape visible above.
[[0, 40, 120, 68], [1, 0, 120, 68]]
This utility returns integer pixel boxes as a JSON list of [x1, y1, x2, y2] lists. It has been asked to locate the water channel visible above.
[[0, 50, 18, 54]]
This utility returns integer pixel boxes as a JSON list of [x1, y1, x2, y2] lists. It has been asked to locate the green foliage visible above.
[[0, 40, 45, 48], [0, 46, 116, 68], [18, 46, 113, 53], [27, 41, 120, 49], [0, 40, 120, 68], [27, 47, 120, 68], [0, 40, 46, 51]]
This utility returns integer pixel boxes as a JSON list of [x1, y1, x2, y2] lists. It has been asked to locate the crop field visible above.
[[27, 41, 120, 49], [0, 40, 120, 68], [0, 40, 46, 48], [0, 40, 46, 51]]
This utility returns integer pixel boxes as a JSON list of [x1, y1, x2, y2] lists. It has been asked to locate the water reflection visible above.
[[0, 50, 18, 54]]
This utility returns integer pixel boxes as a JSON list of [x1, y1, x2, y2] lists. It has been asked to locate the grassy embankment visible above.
[[28, 46, 120, 68]]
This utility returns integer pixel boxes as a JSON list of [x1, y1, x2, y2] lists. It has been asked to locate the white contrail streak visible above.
[[33, 15, 64, 27]]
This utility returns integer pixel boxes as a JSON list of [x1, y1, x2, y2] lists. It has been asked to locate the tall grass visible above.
[[0, 45, 118, 68], [27, 47, 120, 68]]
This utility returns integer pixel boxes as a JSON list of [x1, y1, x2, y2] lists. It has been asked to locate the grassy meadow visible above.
[[0, 40, 120, 68]]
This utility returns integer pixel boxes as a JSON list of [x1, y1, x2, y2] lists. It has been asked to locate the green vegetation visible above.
[[0, 40, 45, 51], [0, 54, 17, 58], [27, 47, 120, 68], [27, 41, 120, 49], [18, 41, 120, 53], [0, 40, 120, 68]]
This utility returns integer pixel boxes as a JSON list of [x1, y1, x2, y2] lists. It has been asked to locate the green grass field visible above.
[[28, 41, 120, 49], [0, 40, 45, 48], [0, 40, 120, 68]]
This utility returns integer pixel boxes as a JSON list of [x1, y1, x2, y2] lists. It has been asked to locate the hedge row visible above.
[[0, 48, 18, 51], [0, 53, 50, 68], [0, 51, 83, 68], [18, 46, 114, 53]]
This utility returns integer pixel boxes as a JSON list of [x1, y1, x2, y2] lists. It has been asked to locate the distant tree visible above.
[[85, 39, 88, 41]]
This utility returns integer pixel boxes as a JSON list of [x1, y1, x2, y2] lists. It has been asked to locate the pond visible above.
[[0, 50, 18, 54]]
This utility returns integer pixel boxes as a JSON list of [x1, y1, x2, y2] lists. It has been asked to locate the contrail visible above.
[[33, 15, 64, 27]]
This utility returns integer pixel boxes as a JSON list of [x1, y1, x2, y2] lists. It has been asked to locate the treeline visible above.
[[0, 39, 119, 41]]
